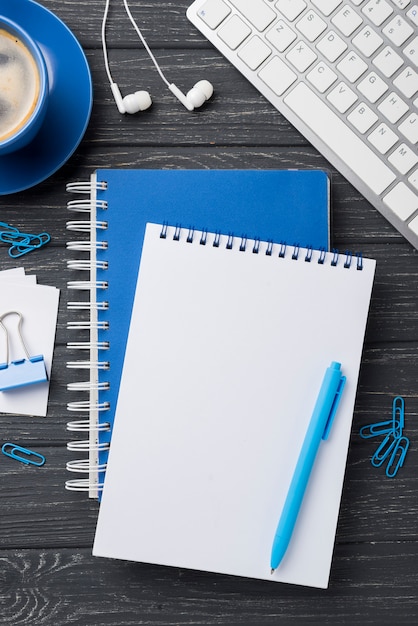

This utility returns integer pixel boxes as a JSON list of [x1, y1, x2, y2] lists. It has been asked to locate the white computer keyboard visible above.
[[187, 0, 418, 249]]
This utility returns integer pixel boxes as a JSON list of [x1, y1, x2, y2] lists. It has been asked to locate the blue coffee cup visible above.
[[0, 16, 49, 154]]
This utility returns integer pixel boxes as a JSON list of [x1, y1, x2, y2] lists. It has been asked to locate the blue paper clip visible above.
[[2, 442, 45, 466], [360, 419, 396, 438], [9, 232, 51, 258], [364, 396, 409, 478], [360, 396, 404, 439], [0, 311, 48, 391], [371, 431, 399, 467], [385, 436, 410, 478], [0, 221, 50, 257]]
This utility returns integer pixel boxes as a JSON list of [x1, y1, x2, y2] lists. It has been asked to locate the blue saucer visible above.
[[0, 0, 92, 194]]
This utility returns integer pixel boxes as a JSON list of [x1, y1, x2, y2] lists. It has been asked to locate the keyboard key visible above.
[[229, 0, 276, 31], [403, 37, 418, 68], [373, 46, 404, 77], [383, 182, 418, 220], [388, 143, 418, 174], [399, 112, 418, 143], [284, 83, 396, 194], [348, 102, 379, 133], [296, 10, 327, 42], [408, 213, 418, 235], [352, 26, 384, 57], [409, 168, 418, 190], [286, 40, 318, 71], [390, 0, 411, 8], [238, 36, 271, 70], [337, 51, 368, 82], [362, 0, 393, 26], [197, 0, 230, 29], [266, 21, 297, 53], [383, 16, 414, 47], [218, 16, 251, 50], [378, 91, 409, 123], [258, 56, 297, 95], [368, 123, 399, 153], [393, 67, 418, 98], [327, 81, 358, 112], [358, 71, 388, 102], [307, 61, 338, 92], [407, 5, 418, 26], [332, 5, 363, 36], [316, 30, 347, 62], [311, 0, 343, 16], [276, 0, 307, 21]]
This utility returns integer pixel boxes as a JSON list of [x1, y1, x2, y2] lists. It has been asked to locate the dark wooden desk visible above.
[[1, 1, 417, 623]]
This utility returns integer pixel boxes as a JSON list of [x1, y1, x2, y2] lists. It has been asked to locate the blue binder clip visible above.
[[0, 311, 48, 391]]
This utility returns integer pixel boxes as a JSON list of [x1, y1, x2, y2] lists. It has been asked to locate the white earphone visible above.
[[102, 0, 214, 114]]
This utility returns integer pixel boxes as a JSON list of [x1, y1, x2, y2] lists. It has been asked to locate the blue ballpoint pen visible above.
[[270, 361, 346, 573]]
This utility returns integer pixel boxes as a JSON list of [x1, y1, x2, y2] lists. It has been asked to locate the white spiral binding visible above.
[[67, 198, 107, 213], [67, 260, 108, 271], [67, 418, 110, 430], [66, 360, 109, 370], [66, 459, 108, 473], [66, 241, 108, 252], [67, 440, 110, 452], [67, 280, 108, 290], [67, 382, 109, 393], [67, 400, 110, 412], [160, 224, 364, 270], [67, 341, 110, 350], [65, 478, 104, 492], [66, 173, 111, 498], [66, 220, 108, 232], [66, 181, 107, 193], [67, 321, 109, 331], [67, 301, 108, 311]]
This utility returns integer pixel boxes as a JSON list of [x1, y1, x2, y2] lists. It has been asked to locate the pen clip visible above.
[[322, 375, 346, 440]]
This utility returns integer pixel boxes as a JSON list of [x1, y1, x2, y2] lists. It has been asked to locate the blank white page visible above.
[[93, 223, 375, 588]]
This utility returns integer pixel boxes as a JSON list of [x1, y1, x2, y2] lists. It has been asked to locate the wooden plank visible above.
[[0, 544, 417, 624]]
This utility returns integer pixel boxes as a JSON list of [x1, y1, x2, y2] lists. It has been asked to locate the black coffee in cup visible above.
[[0, 27, 40, 143]]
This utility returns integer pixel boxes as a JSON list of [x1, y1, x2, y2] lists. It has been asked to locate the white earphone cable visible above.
[[122, 0, 171, 89], [102, 0, 171, 89], [101, 0, 113, 85]]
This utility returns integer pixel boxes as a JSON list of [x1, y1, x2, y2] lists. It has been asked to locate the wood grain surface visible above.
[[0, 1, 417, 624]]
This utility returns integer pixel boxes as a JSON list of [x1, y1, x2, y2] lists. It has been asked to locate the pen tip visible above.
[[271, 568, 275, 575]]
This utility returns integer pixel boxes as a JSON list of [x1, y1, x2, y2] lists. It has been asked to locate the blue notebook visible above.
[[65, 168, 330, 497]]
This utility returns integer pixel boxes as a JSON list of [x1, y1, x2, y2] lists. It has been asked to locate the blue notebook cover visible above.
[[67, 168, 330, 496]]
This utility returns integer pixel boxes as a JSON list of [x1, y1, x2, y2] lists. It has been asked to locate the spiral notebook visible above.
[[93, 223, 376, 588], [65, 169, 331, 498]]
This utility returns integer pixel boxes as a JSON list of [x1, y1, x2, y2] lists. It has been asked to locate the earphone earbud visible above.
[[169, 80, 214, 111], [103, 1, 214, 116], [187, 80, 214, 109], [110, 82, 152, 115]]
